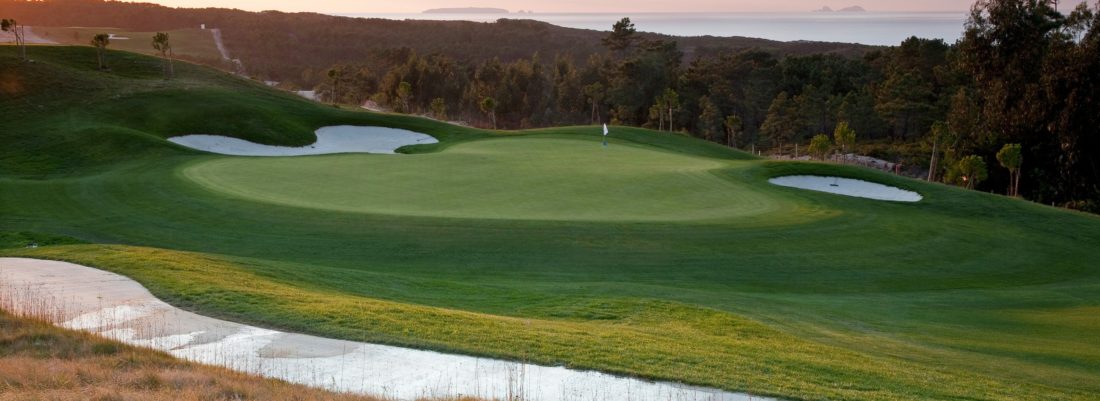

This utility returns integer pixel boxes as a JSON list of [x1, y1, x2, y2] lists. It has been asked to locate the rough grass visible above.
[[31, 26, 226, 62], [6, 244, 1095, 401], [0, 310, 437, 401], [2, 46, 1100, 401]]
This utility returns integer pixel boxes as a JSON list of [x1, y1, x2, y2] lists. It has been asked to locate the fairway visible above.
[[182, 137, 787, 222], [33, 27, 225, 62], [3, 46, 1099, 401]]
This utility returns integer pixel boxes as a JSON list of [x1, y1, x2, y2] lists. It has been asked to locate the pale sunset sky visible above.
[[121, 0, 1091, 13]]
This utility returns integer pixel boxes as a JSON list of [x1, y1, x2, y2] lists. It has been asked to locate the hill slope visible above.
[[2, 0, 874, 81], [0, 46, 489, 177], [2, 46, 1099, 401]]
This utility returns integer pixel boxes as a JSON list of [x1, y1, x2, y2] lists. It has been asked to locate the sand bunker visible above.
[[295, 90, 318, 100], [0, 258, 773, 401], [168, 126, 438, 156], [769, 175, 922, 202]]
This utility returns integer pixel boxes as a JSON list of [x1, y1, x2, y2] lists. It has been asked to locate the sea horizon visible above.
[[333, 11, 970, 46]]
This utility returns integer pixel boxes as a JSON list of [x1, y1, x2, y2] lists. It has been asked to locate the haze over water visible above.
[[336, 12, 969, 46]]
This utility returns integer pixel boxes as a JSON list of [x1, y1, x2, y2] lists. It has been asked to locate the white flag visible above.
[[603, 124, 609, 136]]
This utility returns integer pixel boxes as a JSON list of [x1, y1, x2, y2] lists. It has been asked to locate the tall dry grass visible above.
[[0, 311, 496, 401], [0, 272, 485, 401], [0, 310, 381, 400]]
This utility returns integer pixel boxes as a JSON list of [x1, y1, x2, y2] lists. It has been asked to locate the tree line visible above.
[[1, 0, 870, 81], [309, 2, 1097, 212], [3, 0, 1097, 210]]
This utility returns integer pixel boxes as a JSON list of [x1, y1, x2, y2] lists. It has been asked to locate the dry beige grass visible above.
[[0, 311, 478, 401]]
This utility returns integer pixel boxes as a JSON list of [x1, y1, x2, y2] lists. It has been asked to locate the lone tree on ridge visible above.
[[583, 83, 604, 124], [927, 121, 949, 182], [996, 143, 1023, 196], [724, 115, 743, 148], [956, 155, 988, 189], [396, 81, 413, 112], [151, 32, 174, 79], [430, 97, 447, 120], [91, 33, 110, 70], [327, 67, 342, 105], [602, 17, 636, 52], [480, 97, 498, 129], [833, 121, 856, 157], [1, 19, 26, 60], [808, 134, 832, 160]]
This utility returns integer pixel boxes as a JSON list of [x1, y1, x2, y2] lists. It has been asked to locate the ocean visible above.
[[335, 12, 970, 46]]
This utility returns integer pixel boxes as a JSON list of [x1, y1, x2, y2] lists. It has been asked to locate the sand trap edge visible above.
[[769, 175, 922, 202], [168, 125, 438, 156]]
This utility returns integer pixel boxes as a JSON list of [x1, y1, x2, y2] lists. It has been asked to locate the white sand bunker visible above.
[[0, 258, 775, 401], [769, 175, 922, 202], [168, 125, 438, 156]]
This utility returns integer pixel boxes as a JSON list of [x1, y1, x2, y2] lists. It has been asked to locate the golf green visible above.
[[182, 137, 789, 222], [3, 46, 1099, 401]]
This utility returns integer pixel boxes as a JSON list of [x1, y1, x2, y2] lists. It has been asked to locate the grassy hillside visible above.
[[32, 26, 226, 63], [2, 46, 1099, 401], [0, 45, 485, 177], [5, 0, 874, 81], [0, 311, 399, 401]]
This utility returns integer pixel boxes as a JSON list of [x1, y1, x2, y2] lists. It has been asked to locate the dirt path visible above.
[[209, 28, 244, 73]]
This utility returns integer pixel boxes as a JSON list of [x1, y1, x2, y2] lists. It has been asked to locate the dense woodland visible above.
[[0, 0, 870, 77], [3, 0, 1098, 210]]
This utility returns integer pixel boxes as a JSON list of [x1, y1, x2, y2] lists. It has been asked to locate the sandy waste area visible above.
[[1, 258, 773, 401]]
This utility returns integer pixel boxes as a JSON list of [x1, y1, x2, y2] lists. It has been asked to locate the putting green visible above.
[[6, 46, 1100, 401], [181, 137, 787, 222]]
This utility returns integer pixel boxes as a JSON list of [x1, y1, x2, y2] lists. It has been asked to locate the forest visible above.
[[2, 0, 1098, 211]]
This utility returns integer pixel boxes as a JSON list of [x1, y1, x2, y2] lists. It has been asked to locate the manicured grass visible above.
[[5, 244, 1093, 401], [2, 46, 1099, 401], [182, 137, 788, 222]]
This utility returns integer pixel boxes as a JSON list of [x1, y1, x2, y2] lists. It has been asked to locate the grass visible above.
[[2, 46, 1100, 401], [30, 26, 226, 64], [181, 137, 789, 222]]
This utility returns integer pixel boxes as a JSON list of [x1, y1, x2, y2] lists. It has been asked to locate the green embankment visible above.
[[2, 46, 1099, 401]]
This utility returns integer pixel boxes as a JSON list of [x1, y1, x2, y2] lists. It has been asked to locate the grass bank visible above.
[[0, 310, 404, 401]]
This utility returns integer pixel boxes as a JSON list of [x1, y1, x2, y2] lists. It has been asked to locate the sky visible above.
[[126, 0, 1091, 13]]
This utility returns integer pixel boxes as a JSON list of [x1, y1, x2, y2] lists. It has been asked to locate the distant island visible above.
[[813, 5, 867, 12], [423, 7, 508, 14]]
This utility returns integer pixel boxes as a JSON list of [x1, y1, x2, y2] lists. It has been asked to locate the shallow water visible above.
[[0, 258, 776, 401]]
